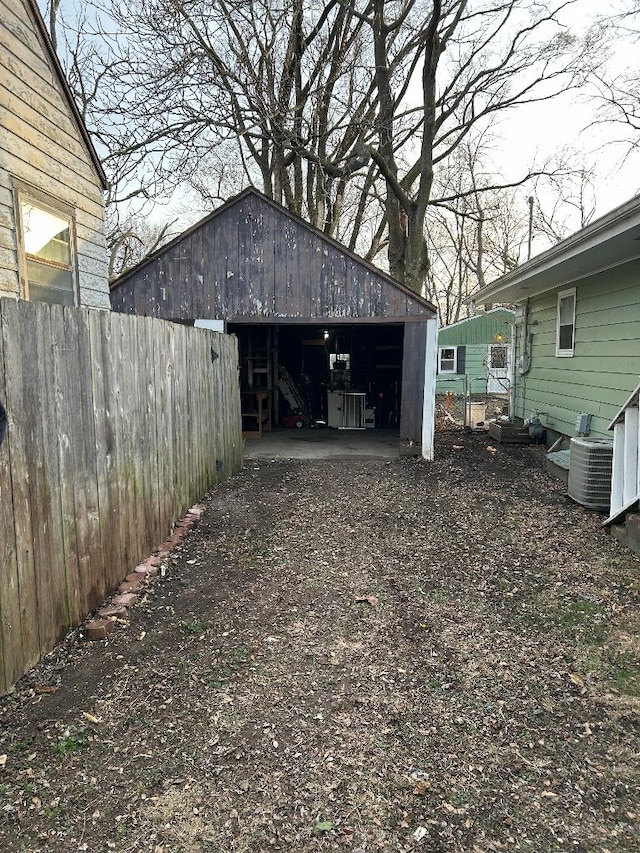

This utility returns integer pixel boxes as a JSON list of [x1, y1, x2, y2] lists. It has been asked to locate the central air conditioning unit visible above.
[[567, 437, 614, 511]]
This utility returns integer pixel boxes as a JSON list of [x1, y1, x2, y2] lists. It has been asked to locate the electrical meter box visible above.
[[575, 412, 591, 435]]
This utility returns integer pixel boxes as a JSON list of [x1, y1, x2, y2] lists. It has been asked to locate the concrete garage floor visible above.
[[243, 427, 402, 460]]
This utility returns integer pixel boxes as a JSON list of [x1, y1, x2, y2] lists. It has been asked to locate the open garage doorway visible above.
[[229, 323, 404, 444]]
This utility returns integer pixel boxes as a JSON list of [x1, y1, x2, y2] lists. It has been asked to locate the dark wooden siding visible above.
[[400, 321, 427, 443], [110, 190, 434, 323]]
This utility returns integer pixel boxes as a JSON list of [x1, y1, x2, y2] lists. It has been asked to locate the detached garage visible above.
[[110, 189, 438, 458]]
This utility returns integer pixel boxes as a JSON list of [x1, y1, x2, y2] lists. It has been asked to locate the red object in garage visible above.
[[282, 413, 305, 428]]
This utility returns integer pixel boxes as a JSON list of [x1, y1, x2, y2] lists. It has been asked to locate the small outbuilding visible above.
[[435, 308, 514, 397], [110, 189, 439, 458]]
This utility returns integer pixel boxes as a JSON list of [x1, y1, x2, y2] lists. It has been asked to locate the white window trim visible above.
[[556, 287, 576, 358], [438, 346, 457, 373], [13, 180, 78, 306]]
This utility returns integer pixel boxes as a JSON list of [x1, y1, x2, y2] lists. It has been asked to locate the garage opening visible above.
[[229, 323, 404, 440]]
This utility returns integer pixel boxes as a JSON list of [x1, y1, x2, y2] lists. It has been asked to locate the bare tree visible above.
[[48, 0, 603, 292], [47, 0, 62, 51], [529, 163, 596, 242], [106, 213, 177, 279], [426, 138, 528, 324], [591, 3, 640, 163], [426, 137, 598, 324]]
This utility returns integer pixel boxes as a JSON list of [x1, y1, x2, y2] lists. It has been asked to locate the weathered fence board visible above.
[[0, 306, 22, 690], [0, 301, 242, 695], [33, 302, 67, 652], [3, 301, 41, 675]]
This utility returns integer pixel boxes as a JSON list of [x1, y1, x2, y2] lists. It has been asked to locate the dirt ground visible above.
[[1, 424, 639, 853]]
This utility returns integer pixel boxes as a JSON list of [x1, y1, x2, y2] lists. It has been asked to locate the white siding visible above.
[[0, 0, 109, 308]]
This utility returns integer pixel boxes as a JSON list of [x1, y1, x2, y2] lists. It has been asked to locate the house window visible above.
[[489, 345, 508, 369], [16, 188, 77, 306], [556, 288, 576, 357], [438, 346, 457, 373]]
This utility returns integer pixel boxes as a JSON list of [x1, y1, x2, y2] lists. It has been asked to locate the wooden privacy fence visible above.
[[0, 300, 242, 695]]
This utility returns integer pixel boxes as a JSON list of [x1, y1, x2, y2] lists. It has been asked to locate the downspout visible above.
[[518, 297, 532, 422], [508, 321, 516, 420]]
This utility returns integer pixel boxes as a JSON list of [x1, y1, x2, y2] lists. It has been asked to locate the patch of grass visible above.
[[560, 600, 605, 627], [522, 598, 608, 639], [581, 622, 607, 645], [52, 731, 88, 760], [216, 665, 235, 680], [203, 646, 252, 688], [423, 589, 449, 605], [607, 653, 640, 697], [182, 618, 211, 635], [43, 805, 67, 823], [230, 647, 250, 663]]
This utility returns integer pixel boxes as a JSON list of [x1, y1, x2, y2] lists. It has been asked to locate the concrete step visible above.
[[545, 449, 570, 486], [610, 512, 640, 557]]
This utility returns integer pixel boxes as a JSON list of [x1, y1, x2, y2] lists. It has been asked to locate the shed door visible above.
[[487, 344, 510, 393]]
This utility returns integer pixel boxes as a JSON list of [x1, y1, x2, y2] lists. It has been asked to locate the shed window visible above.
[[17, 189, 77, 306], [556, 289, 576, 357], [438, 346, 457, 373]]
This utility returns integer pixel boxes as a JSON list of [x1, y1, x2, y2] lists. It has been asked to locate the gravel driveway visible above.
[[0, 428, 638, 852]]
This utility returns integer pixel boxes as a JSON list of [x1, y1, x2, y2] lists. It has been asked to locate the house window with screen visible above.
[[490, 345, 508, 369], [17, 189, 77, 306], [556, 288, 576, 357], [438, 346, 457, 373]]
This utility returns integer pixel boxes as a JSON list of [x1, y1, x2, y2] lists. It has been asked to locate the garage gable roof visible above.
[[110, 188, 436, 319]]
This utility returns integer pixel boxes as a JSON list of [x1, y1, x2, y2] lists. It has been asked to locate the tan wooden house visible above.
[[0, 0, 110, 308]]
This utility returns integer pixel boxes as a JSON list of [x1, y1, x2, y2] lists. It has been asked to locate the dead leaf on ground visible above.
[[81, 711, 102, 725], [569, 672, 585, 688], [356, 594, 379, 607]]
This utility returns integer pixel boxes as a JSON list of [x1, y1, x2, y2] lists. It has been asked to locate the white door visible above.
[[487, 344, 510, 393]]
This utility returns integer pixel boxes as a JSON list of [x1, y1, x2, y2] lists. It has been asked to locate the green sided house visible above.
[[471, 195, 640, 530], [436, 308, 514, 397], [470, 195, 640, 444]]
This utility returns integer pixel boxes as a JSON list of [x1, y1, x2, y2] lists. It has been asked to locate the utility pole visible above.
[[527, 196, 534, 260]]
